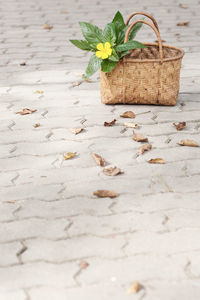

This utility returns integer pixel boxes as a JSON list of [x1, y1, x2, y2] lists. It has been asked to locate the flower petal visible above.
[[104, 42, 111, 50], [96, 51, 102, 58], [97, 43, 104, 50], [102, 53, 108, 59], [107, 48, 112, 56]]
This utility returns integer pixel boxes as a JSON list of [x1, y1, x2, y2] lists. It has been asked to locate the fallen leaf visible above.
[[60, 10, 68, 14], [15, 108, 37, 115], [139, 143, 152, 155], [120, 111, 135, 119], [124, 122, 139, 129], [103, 166, 123, 176], [7, 200, 15, 203], [43, 24, 53, 30], [154, 39, 166, 43], [85, 78, 92, 83], [93, 190, 118, 198], [91, 153, 106, 167], [63, 152, 76, 160], [33, 123, 40, 128], [148, 158, 166, 164], [179, 3, 188, 8], [70, 127, 84, 135], [127, 281, 140, 294], [72, 80, 82, 87], [20, 62, 26, 66], [173, 122, 186, 131], [79, 261, 89, 269], [133, 133, 148, 142], [177, 139, 199, 147], [34, 90, 43, 94], [104, 119, 116, 127], [177, 21, 190, 26]]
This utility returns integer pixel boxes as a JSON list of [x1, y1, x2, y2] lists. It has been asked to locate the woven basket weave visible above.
[[101, 12, 184, 106]]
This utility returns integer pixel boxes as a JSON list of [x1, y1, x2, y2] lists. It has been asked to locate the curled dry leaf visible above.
[[179, 3, 189, 8], [104, 119, 116, 127], [33, 123, 40, 128], [139, 143, 152, 155], [103, 166, 123, 176], [43, 24, 53, 30], [34, 90, 43, 94], [63, 152, 76, 160], [91, 153, 106, 167], [173, 122, 186, 131], [148, 158, 165, 164], [177, 21, 190, 26], [120, 111, 135, 119], [70, 127, 84, 135], [72, 80, 82, 87], [133, 133, 148, 142], [79, 261, 89, 270], [93, 190, 118, 198], [177, 139, 199, 147], [15, 108, 37, 115], [127, 281, 140, 294], [124, 122, 139, 129], [60, 10, 68, 14]]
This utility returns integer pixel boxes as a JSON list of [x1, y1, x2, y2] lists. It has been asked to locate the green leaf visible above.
[[119, 50, 130, 59], [112, 11, 125, 32], [117, 25, 129, 44], [116, 40, 146, 52], [109, 48, 119, 62], [70, 39, 92, 51], [128, 21, 143, 40], [101, 60, 117, 73], [103, 23, 117, 45], [79, 22, 104, 44], [117, 20, 143, 44], [83, 54, 102, 79]]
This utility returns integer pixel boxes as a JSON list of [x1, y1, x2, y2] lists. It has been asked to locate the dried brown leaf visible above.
[[148, 158, 166, 164], [133, 133, 148, 142], [93, 190, 118, 198], [179, 3, 189, 8], [154, 39, 166, 43], [173, 122, 186, 131], [104, 119, 116, 127], [34, 90, 43, 94], [15, 108, 37, 115], [33, 123, 40, 128], [120, 111, 135, 119], [177, 139, 199, 147], [20, 62, 26, 66], [72, 80, 82, 87], [177, 21, 190, 26], [43, 24, 53, 30], [124, 122, 139, 129], [79, 261, 89, 270], [91, 153, 106, 167], [139, 143, 152, 155], [70, 127, 84, 135], [63, 152, 76, 160], [103, 166, 123, 176], [127, 281, 140, 294]]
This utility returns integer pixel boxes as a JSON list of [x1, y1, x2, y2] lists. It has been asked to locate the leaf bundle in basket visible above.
[[70, 11, 184, 106]]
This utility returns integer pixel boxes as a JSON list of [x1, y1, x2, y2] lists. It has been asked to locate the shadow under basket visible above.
[[100, 13, 184, 106]]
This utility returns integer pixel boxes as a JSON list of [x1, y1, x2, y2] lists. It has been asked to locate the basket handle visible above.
[[124, 20, 163, 62], [126, 11, 159, 32]]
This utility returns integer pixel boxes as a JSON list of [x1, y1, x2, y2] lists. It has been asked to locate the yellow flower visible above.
[[96, 42, 112, 59]]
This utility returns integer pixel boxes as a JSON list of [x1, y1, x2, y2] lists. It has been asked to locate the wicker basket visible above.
[[101, 12, 184, 106]]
